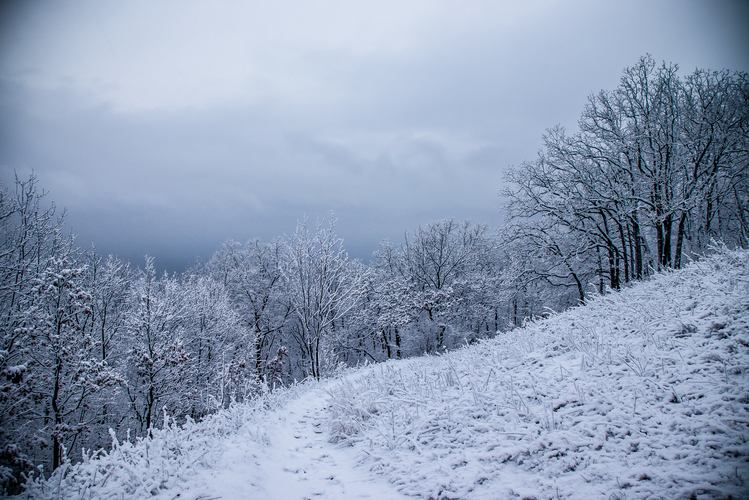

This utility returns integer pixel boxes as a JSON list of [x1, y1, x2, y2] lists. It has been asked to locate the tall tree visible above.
[[373, 220, 501, 354], [180, 272, 256, 413], [1, 176, 66, 490], [123, 257, 187, 434], [285, 217, 366, 379], [21, 258, 120, 470], [206, 239, 292, 384], [505, 56, 748, 295]]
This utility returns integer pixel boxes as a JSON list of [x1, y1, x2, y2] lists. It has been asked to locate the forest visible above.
[[1, 56, 747, 494]]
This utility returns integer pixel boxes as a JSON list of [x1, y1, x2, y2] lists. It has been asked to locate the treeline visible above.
[[504, 56, 748, 303], [0, 178, 258, 492], [1, 56, 746, 494], [0, 182, 514, 493]]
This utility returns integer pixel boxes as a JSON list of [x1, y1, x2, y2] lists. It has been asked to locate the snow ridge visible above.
[[19, 247, 749, 499]]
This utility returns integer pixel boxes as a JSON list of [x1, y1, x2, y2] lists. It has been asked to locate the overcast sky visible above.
[[1, 0, 747, 272]]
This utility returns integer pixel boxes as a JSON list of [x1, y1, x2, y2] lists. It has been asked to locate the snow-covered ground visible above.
[[167, 383, 410, 500], [20, 247, 749, 499]]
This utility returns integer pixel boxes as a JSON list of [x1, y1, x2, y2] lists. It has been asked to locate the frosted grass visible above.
[[19, 246, 749, 499], [19, 382, 312, 500], [327, 247, 749, 499]]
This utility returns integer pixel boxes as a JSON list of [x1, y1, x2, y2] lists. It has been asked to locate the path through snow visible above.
[[172, 382, 409, 500]]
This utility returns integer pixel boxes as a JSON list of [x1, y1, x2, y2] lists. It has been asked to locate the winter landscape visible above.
[[15, 247, 749, 499], [2, 2, 748, 499], [2, 54, 749, 500]]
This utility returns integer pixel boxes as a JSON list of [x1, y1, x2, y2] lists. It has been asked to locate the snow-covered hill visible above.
[[19, 247, 749, 499]]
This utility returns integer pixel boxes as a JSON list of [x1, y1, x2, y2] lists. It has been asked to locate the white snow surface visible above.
[[19, 247, 749, 499]]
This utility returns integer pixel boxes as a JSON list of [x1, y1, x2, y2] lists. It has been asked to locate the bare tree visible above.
[[284, 216, 366, 379], [21, 258, 121, 470], [372, 219, 501, 354], [124, 257, 187, 434], [504, 56, 748, 298], [180, 272, 255, 413], [211, 239, 292, 383], [1, 176, 66, 490], [0, 176, 125, 488]]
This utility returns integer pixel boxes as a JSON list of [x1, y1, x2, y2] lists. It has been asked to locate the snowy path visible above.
[[181, 384, 410, 500]]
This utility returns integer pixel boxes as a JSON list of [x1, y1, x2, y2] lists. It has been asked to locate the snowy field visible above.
[[19, 247, 749, 499]]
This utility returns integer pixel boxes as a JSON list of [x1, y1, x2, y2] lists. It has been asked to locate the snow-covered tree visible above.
[[123, 257, 187, 434], [206, 238, 293, 384], [504, 56, 748, 299], [285, 216, 367, 379], [372, 219, 500, 354], [0, 176, 70, 490], [180, 272, 256, 413], [20, 258, 121, 471]]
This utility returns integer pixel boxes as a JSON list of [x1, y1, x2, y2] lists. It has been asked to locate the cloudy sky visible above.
[[1, 0, 747, 272]]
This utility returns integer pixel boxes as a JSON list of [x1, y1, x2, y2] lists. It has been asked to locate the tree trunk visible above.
[[394, 327, 401, 359], [633, 214, 644, 279], [255, 331, 265, 382], [608, 245, 619, 290], [313, 335, 321, 380], [734, 185, 749, 246], [656, 219, 664, 271], [382, 329, 391, 359], [597, 246, 604, 294], [619, 221, 629, 283], [662, 213, 673, 268], [52, 357, 62, 470], [146, 382, 154, 432], [674, 211, 688, 269]]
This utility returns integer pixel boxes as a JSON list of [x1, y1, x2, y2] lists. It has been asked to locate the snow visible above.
[[177, 386, 410, 500], [19, 247, 749, 499]]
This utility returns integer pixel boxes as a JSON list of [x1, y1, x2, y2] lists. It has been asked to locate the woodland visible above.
[[1, 56, 747, 494]]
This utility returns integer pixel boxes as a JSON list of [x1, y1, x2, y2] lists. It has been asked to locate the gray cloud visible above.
[[1, 0, 748, 273]]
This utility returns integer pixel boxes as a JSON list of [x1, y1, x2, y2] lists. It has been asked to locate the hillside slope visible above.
[[20, 247, 749, 499], [328, 247, 749, 499]]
